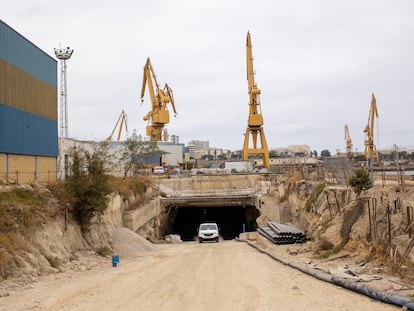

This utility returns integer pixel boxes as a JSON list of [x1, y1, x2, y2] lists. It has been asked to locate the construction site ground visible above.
[[0, 239, 403, 311], [255, 233, 414, 298]]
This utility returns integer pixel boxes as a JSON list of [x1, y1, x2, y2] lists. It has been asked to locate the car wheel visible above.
[[216, 237, 219, 243]]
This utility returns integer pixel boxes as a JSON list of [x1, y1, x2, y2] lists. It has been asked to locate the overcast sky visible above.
[[3, 1, 414, 153]]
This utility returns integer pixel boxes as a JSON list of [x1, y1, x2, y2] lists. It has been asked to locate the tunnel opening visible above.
[[170, 205, 260, 241]]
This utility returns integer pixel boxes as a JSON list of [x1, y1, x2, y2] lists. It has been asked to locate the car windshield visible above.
[[200, 224, 217, 230]]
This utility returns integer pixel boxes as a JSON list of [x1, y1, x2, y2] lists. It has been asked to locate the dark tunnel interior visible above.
[[171, 206, 259, 241]]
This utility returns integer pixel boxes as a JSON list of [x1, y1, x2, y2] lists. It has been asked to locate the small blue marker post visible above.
[[112, 255, 120, 267]]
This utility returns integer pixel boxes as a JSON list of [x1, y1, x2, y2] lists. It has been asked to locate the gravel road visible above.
[[0, 241, 400, 311]]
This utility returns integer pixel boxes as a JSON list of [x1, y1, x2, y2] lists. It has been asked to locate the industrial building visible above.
[[0, 20, 58, 183]]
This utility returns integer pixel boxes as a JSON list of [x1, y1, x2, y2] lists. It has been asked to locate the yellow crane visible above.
[[140, 57, 177, 142], [344, 124, 353, 154], [106, 110, 128, 141], [242, 32, 270, 168], [363, 94, 379, 165]]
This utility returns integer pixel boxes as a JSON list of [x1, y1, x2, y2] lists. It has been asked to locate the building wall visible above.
[[157, 142, 184, 166], [0, 104, 58, 156], [0, 154, 56, 184], [0, 21, 56, 87], [0, 154, 6, 180], [7, 154, 35, 183], [36, 156, 57, 183], [0, 59, 57, 119], [0, 20, 58, 183]]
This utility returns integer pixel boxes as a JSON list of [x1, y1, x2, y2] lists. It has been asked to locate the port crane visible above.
[[140, 57, 177, 142], [363, 94, 379, 165], [106, 110, 128, 141], [344, 124, 353, 154], [242, 32, 270, 168]]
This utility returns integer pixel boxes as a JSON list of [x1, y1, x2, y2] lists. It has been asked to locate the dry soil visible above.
[[0, 240, 401, 311]]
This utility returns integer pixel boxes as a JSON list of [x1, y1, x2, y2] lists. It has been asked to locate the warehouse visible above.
[[0, 20, 58, 183]]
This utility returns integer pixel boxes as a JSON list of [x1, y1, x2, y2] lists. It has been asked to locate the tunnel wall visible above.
[[123, 198, 161, 234], [160, 175, 264, 192]]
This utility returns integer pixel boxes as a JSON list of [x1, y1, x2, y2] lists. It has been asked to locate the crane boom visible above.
[[106, 110, 128, 141], [242, 32, 270, 168], [140, 57, 177, 142], [363, 94, 379, 164], [246, 31, 262, 126]]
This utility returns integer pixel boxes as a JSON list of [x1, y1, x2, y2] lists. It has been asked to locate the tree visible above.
[[269, 150, 280, 158], [231, 153, 241, 159], [353, 153, 366, 162], [320, 149, 331, 157], [313, 150, 318, 158], [121, 130, 159, 176], [294, 152, 306, 157], [65, 143, 112, 229], [348, 168, 372, 197], [201, 154, 214, 160]]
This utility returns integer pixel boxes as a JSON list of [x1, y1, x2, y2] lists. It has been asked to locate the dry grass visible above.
[[0, 187, 54, 232], [316, 203, 363, 259], [109, 176, 152, 201], [0, 232, 28, 278], [0, 187, 55, 278]]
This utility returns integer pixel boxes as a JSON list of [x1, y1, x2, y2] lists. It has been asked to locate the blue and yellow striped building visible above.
[[0, 20, 57, 183]]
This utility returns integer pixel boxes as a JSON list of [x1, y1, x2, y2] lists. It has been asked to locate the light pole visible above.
[[54, 46, 74, 138], [54, 46, 74, 179]]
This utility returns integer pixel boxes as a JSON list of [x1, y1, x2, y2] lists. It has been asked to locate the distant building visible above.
[[157, 141, 184, 166], [170, 135, 179, 144], [187, 140, 209, 159], [379, 146, 409, 155], [287, 145, 311, 155], [59, 138, 99, 178], [59, 138, 183, 177], [269, 148, 295, 157], [188, 140, 209, 150], [0, 20, 58, 183]]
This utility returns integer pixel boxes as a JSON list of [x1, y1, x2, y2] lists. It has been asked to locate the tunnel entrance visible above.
[[171, 206, 260, 241]]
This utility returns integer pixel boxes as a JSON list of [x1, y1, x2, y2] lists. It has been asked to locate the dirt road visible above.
[[1, 241, 400, 311]]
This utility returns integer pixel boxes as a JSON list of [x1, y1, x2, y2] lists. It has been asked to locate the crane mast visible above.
[[363, 94, 379, 165], [344, 124, 353, 154], [140, 57, 177, 142], [242, 32, 270, 168]]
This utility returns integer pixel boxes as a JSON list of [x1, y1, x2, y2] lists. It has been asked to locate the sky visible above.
[[2, 0, 414, 154]]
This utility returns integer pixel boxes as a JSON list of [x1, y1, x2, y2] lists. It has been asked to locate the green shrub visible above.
[[348, 168, 372, 196], [133, 180, 147, 197], [304, 183, 326, 212], [65, 145, 112, 229]]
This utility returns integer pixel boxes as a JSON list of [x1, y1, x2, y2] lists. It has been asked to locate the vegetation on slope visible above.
[[0, 187, 56, 278], [304, 183, 326, 212]]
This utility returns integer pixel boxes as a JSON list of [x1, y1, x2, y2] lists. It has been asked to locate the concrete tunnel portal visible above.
[[173, 206, 259, 241], [161, 195, 260, 241]]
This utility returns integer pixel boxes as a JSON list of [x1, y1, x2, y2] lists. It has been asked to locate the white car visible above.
[[153, 166, 165, 174], [198, 223, 219, 243]]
